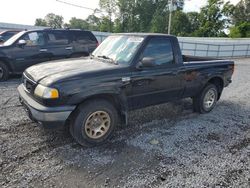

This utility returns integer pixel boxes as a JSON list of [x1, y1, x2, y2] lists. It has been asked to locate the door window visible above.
[[47, 31, 69, 45], [141, 37, 174, 66], [75, 32, 94, 44], [21, 32, 45, 46]]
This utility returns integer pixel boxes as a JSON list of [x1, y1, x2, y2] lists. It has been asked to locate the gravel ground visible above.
[[0, 58, 250, 188]]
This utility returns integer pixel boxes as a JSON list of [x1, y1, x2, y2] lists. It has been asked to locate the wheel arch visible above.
[[80, 93, 124, 110], [207, 76, 224, 100], [0, 58, 13, 73], [68, 93, 128, 125]]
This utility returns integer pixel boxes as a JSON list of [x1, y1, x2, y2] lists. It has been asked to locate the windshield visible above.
[[92, 35, 144, 65], [4, 31, 26, 46]]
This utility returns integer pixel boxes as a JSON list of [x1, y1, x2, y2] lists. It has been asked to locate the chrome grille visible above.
[[23, 74, 36, 93]]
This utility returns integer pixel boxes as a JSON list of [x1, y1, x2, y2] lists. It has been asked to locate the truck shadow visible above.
[[49, 100, 249, 187], [127, 98, 194, 127], [53, 99, 247, 152], [47, 99, 246, 150]]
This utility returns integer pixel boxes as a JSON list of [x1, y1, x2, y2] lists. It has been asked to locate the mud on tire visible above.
[[70, 99, 118, 147]]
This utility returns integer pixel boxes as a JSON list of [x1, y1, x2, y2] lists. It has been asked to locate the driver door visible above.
[[10, 31, 49, 72], [129, 36, 183, 109]]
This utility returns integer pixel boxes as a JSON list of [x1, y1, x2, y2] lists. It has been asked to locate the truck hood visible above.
[[25, 57, 118, 85]]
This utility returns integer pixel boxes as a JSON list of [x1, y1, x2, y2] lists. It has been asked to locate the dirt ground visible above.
[[0, 58, 249, 188]]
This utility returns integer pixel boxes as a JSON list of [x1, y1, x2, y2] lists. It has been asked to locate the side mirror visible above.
[[136, 57, 156, 69], [17, 39, 26, 46]]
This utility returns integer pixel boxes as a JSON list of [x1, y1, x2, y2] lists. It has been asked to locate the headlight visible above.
[[34, 84, 59, 99]]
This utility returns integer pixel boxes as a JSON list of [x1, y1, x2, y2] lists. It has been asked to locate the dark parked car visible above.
[[18, 33, 234, 146], [0, 30, 21, 44], [0, 29, 98, 81]]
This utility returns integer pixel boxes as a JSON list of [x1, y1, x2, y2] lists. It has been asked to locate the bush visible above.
[[229, 22, 250, 38]]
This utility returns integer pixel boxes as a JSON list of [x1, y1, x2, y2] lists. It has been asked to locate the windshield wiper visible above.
[[97, 55, 118, 65]]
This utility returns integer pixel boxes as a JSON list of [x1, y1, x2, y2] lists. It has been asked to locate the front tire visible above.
[[70, 99, 118, 147], [0, 62, 9, 81], [193, 84, 218, 113]]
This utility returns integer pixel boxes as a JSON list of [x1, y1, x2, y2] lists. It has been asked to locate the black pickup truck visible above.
[[18, 33, 234, 146]]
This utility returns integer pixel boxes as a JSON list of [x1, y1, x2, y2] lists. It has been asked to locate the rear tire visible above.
[[70, 99, 118, 147], [193, 84, 218, 113], [0, 62, 9, 81]]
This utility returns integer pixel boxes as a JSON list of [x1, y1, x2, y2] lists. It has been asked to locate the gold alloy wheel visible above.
[[84, 111, 111, 139]]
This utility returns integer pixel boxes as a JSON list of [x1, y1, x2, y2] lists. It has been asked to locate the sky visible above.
[[0, 0, 241, 26]]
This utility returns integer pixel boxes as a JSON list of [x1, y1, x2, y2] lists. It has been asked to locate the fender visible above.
[[203, 74, 224, 87], [69, 87, 128, 110], [197, 73, 225, 99], [65, 85, 130, 124], [199, 64, 225, 89]]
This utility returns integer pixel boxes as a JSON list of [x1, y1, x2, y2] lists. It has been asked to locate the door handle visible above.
[[40, 49, 47, 52], [65, 47, 73, 50]]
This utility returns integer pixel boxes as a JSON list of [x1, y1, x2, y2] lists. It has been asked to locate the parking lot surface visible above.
[[0, 58, 249, 187]]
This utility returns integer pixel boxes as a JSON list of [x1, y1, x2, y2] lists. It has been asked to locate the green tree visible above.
[[68, 17, 89, 29], [110, 0, 186, 33], [194, 0, 230, 37], [229, 22, 250, 38], [99, 16, 113, 32], [229, 0, 250, 38], [149, 0, 168, 33], [115, 0, 139, 32], [171, 11, 191, 36], [186, 12, 200, 36], [136, 0, 158, 32], [45, 13, 64, 28], [86, 15, 101, 31], [113, 18, 123, 32], [99, 0, 117, 32], [35, 13, 64, 28], [35, 18, 47, 27], [232, 0, 250, 25], [150, 10, 168, 33]]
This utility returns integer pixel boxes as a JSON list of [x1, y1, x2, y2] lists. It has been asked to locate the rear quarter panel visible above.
[[182, 60, 234, 98]]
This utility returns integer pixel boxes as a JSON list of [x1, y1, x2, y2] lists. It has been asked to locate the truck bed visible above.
[[182, 55, 233, 68], [182, 55, 220, 62]]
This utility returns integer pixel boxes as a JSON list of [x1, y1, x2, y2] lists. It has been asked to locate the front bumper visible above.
[[18, 84, 76, 127]]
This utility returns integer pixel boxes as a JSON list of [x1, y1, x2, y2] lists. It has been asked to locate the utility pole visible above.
[[168, 0, 173, 35]]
